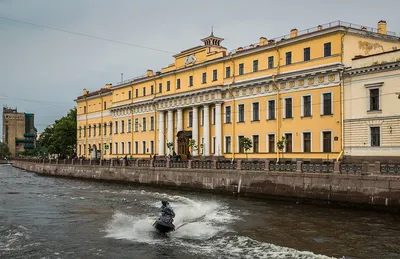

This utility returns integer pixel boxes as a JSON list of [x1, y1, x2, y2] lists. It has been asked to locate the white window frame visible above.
[[150, 116, 154, 131], [134, 118, 139, 132], [266, 133, 276, 153], [128, 141, 131, 154], [142, 141, 146, 154], [301, 131, 312, 152], [365, 82, 383, 112], [224, 105, 231, 123], [224, 135, 232, 153], [237, 103, 245, 122], [200, 108, 204, 126], [142, 117, 147, 131], [121, 142, 125, 154], [252, 134, 260, 153], [320, 130, 333, 152], [212, 136, 216, 154], [188, 111, 193, 127], [251, 102, 260, 121], [121, 120, 125, 133], [114, 121, 118, 134], [283, 97, 293, 119], [127, 119, 132, 133], [267, 99, 276, 120], [369, 126, 381, 147], [301, 94, 312, 117], [134, 141, 139, 154], [115, 142, 118, 154], [320, 91, 333, 116], [212, 107, 216, 125], [150, 140, 154, 154], [283, 132, 293, 152], [237, 135, 245, 153]]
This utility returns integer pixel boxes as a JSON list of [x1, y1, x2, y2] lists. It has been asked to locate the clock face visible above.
[[185, 54, 196, 65]]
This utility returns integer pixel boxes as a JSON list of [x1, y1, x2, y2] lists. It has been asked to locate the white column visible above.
[[192, 106, 199, 156], [158, 111, 165, 156], [215, 102, 222, 156], [176, 109, 183, 151], [167, 110, 174, 154], [203, 104, 210, 156]]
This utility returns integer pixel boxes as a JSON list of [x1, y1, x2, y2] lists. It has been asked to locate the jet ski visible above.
[[153, 201, 176, 234]]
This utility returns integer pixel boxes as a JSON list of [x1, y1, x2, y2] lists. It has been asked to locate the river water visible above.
[[1, 165, 400, 259]]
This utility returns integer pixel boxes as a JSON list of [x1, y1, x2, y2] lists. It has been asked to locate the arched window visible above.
[[88, 125, 92, 137], [93, 125, 97, 136], [83, 126, 86, 137], [79, 126, 82, 138], [104, 123, 107, 136], [109, 122, 113, 135]]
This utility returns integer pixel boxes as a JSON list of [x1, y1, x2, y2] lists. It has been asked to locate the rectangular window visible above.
[[238, 136, 245, 153], [115, 142, 118, 155], [135, 89, 138, 98], [104, 124, 107, 136], [167, 81, 170, 91], [135, 141, 138, 154], [79, 145, 81, 156], [128, 91, 132, 99], [239, 63, 244, 75], [189, 76, 193, 86], [225, 136, 232, 153], [103, 101, 107, 110], [93, 126, 96, 136], [150, 85, 154, 94], [253, 135, 259, 153], [286, 52, 292, 65], [324, 42, 331, 57], [370, 89, 380, 111], [142, 117, 147, 131], [109, 123, 112, 135], [371, 127, 380, 146], [143, 87, 146, 96], [121, 120, 125, 133], [83, 106, 86, 114], [212, 69, 217, 81], [202, 72, 207, 84], [201, 109, 204, 126], [142, 141, 146, 154], [150, 116, 154, 131], [253, 60, 258, 72], [127, 119, 131, 132], [238, 104, 245, 122], [285, 133, 292, 153], [121, 142, 125, 155], [304, 47, 310, 61], [323, 93, 332, 115], [323, 131, 332, 152], [225, 106, 231, 123], [303, 95, 312, 117], [134, 118, 139, 132], [128, 142, 131, 154], [212, 107, 215, 125], [252, 102, 260, 121], [268, 56, 274, 69], [303, 132, 311, 152], [285, 98, 293, 118], [268, 100, 275, 120], [226, 67, 231, 78], [188, 111, 193, 127], [114, 121, 118, 134], [212, 136, 216, 154], [177, 79, 181, 89], [150, 141, 154, 154], [268, 134, 275, 153], [159, 83, 162, 93]]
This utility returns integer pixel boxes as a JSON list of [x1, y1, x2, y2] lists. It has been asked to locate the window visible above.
[[142, 117, 147, 131], [150, 85, 154, 94], [121, 142, 125, 155], [200, 109, 204, 126], [238, 136, 245, 153], [304, 47, 310, 61], [142, 141, 146, 154], [303, 132, 311, 152], [177, 79, 181, 89], [78, 127, 82, 138], [239, 63, 244, 75], [150, 116, 154, 131], [303, 95, 312, 117], [225, 136, 232, 153], [323, 131, 332, 152], [225, 106, 231, 123], [253, 135, 259, 153], [324, 42, 331, 57], [371, 127, 380, 146], [226, 67, 231, 78], [114, 121, 118, 134], [88, 126, 91, 137], [150, 141, 154, 154], [268, 134, 275, 153], [370, 89, 380, 111], [134, 118, 139, 132], [103, 101, 107, 110], [98, 124, 101, 136], [135, 89, 138, 98], [212, 107, 215, 125], [103, 123, 107, 136], [83, 106, 86, 114], [189, 76, 193, 86], [252, 102, 260, 121], [286, 52, 292, 65], [253, 60, 258, 72], [212, 136, 216, 154], [268, 100, 275, 120], [135, 141, 138, 154], [128, 91, 132, 99], [202, 72, 207, 84], [79, 145, 82, 155], [115, 142, 118, 155], [108, 142, 112, 154], [212, 69, 217, 81], [109, 123, 112, 135], [285, 98, 293, 118], [238, 104, 245, 122], [188, 111, 193, 127], [323, 93, 332, 115], [285, 133, 293, 153], [159, 83, 162, 93], [83, 126, 86, 137], [127, 119, 131, 132], [93, 125, 96, 136], [167, 81, 170, 91], [268, 56, 274, 69], [121, 120, 125, 133], [128, 142, 131, 154], [143, 87, 146, 96]]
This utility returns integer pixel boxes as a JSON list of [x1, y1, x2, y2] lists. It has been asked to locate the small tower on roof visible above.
[[201, 27, 224, 46]]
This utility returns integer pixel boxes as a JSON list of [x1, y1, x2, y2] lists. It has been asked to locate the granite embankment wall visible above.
[[13, 160, 400, 211]]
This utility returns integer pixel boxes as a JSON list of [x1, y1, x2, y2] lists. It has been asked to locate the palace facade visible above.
[[75, 20, 400, 161]]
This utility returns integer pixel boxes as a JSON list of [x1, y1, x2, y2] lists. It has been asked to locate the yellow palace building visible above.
[[75, 20, 400, 161]]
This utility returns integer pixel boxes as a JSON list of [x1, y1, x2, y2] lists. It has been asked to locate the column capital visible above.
[[214, 101, 224, 105]]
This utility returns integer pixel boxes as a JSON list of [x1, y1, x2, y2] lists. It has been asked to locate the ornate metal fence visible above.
[[192, 160, 213, 169], [241, 160, 265, 171], [340, 164, 362, 174], [170, 161, 188, 168], [216, 160, 237, 170], [138, 159, 150, 167], [302, 163, 334, 173], [269, 162, 296, 172], [154, 160, 167, 167], [381, 164, 400, 174]]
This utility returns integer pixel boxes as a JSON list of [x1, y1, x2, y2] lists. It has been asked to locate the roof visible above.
[[76, 88, 112, 100]]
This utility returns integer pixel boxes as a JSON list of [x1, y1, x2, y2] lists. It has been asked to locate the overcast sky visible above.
[[1, 0, 399, 136]]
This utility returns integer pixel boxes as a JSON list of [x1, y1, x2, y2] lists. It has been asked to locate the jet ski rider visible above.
[[160, 201, 175, 223]]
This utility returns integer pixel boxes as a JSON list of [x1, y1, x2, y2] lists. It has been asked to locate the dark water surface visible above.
[[1, 165, 400, 259]]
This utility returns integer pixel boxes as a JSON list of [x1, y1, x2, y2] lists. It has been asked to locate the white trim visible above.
[[366, 87, 382, 112], [237, 103, 245, 122], [283, 97, 293, 119], [301, 94, 312, 117], [252, 134, 260, 153], [114, 142, 118, 155], [77, 110, 111, 121], [251, 102, 260, 121], [224, 105, 231, 123], [283, 132, 293, 152], [212, 136, 216, 154], [134, 141, 139, 154], [121, 141, 125, 155], [114, 121, 118, 134], [320, 91, 333, 115], [301, 131, 312, 152], [267, 99, 275, 120], [224, 135, 232, 153], [142, 140, 147, 154], [320, 130, 333, 152], [237, 135, 244, 153], [266, 133, 276, 153]]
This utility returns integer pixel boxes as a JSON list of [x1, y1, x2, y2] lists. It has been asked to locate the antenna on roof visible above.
[[211, 26, 214, 36]]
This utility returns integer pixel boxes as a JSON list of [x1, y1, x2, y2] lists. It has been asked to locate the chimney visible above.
[[83, 89, 89, 95], [290, 28, 298, 38], [259, 37, 267, 46], [105, 83, 112, 89], [237, 47, 243, 52], [317, 25, 323, 31], [146, 69, 154, 77], [378, 20, 387, 34], [361, 26, 367, 31]]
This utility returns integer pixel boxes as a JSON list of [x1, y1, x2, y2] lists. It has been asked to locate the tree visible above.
[[187, 139, 198, 158], [240, 137, 253, 160], [0, 142, 11, 158], [277, 136, 287, 159], [166, 141, 173, 155]]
